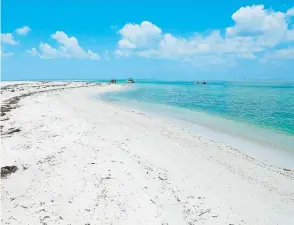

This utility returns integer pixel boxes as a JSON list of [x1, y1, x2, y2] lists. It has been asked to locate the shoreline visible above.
[[101, 91, 294, 169], [1, 81, 294, 225]]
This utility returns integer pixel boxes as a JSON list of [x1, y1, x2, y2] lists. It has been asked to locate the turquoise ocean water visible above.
[[101, 81, 294, 166]]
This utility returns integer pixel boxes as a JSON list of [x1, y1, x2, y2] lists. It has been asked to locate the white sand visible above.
[[1, 81, 294, 225]]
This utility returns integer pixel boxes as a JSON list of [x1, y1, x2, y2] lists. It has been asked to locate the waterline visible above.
[[101, 81, 294, 168]]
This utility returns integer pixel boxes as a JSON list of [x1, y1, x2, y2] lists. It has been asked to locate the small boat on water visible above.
[[109, 78, 116, 84], [126, 78, 135, 83], [194, 81, 207, 84]]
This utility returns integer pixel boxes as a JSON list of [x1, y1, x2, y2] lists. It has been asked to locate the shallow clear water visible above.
[[102, 81, 294, 154]]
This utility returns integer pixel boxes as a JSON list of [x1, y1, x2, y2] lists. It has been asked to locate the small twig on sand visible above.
[[158, 176, 167, 181], [199, 209, 211, 217], [2, 128, 21, 135], [101, 176, 113, 180]]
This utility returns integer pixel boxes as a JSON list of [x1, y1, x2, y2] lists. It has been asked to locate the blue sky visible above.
[[1, 0, 294, 81]]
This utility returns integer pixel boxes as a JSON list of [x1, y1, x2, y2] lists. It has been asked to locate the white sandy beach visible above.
[[1, 81, 294, 225]]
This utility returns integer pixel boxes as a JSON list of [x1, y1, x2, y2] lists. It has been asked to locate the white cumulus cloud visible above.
[[275, 48, 294, 59], [286, 7, 294, 16], [226, 5, 286, 36], [263, 48, 294, 61], [28, 31, 100, 60], [1, 33, 18, 45], [39, 43, 59, 59], [1, 26, 31, 54], [117, 21, 162, 50], [27, 47, 39, 57], [115, 5, 294, 65], [15, 26, 31, 36], [225, 5, 294, 46]]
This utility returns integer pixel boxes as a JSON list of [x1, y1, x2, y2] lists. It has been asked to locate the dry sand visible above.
[[1, 81, 294, 225]]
